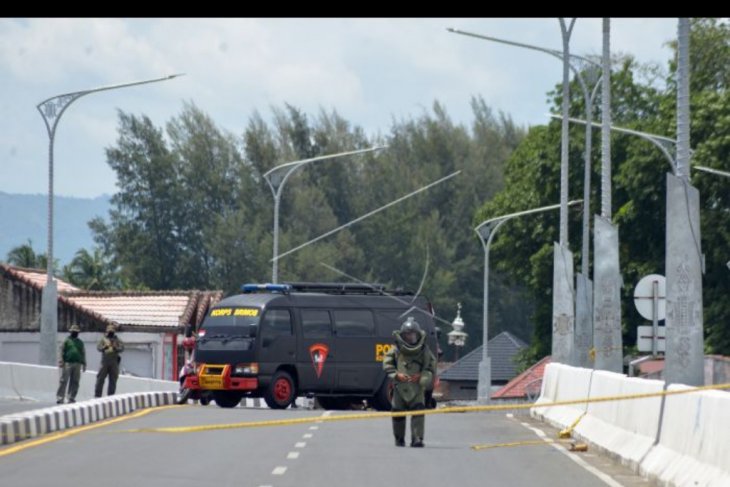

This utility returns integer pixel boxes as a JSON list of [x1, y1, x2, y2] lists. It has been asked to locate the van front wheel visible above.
[[213, 391, 242, 408], [264, 371, 296, 409]]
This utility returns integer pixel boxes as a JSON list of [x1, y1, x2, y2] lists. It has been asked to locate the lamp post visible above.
[[36, 74, 184, 366], [449, 20, 597, 367], [263, 146, 386, 283], [448, 303, 468, 362], [447, 25, 600, 270], [474, 199, 582, 403], [557, 20, 703, 385], [590, 18, 624, 373]]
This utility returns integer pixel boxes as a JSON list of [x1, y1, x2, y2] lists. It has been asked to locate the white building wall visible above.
[[0, 331, 168, 380]]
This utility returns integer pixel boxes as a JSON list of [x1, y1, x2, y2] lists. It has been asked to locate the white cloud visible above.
[[0, 18, 681, 197]]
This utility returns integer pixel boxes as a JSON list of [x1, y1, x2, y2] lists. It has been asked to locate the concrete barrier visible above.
[[532, 363, 592, 428], [0, 361, 177, 403], [0, 391, 177, 446], [576, 371, 664, 470], [640, 386, 730, 486], [531, 364, 730, 486]]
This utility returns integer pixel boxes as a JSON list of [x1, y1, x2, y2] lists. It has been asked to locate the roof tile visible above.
[[440, 331, 527, 382], [492, 356, 551, 399]]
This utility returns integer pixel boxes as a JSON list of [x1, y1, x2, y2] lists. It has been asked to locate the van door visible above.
[[259, 308, 296, 377], [332, 309, 378, 392], [296, 309, 336, 393]]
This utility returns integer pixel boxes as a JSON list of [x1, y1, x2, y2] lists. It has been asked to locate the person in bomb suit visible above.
[[382, 316, 436, 447]]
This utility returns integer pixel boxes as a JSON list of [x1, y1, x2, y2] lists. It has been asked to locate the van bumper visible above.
[[184, 375, 259, 391]]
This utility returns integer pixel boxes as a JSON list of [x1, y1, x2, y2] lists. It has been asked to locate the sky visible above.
[[0, 18, 678, 198]]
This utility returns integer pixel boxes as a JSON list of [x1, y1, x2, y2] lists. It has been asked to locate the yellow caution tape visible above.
[[559, 412, 586, 438], [122, 382, 730, 434], [471, 438, 589, 452], [471, 439, 559, 451]]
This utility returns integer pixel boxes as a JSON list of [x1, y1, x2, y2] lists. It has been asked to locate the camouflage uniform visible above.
[[56, 324, 86, 404], [95, 325, 124, 397], [382, 318, 436, 447]]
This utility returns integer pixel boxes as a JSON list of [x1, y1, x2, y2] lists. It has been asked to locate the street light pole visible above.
[[474, 199, 582, 403], [666, 18, 704, 386], [444, 28, 600, 240], [36, 74, 184, 366], [558, 20, 705, 386], [591, 18, 624, 373], [263, 146, 386, 283], [449, 21, 597, 367]]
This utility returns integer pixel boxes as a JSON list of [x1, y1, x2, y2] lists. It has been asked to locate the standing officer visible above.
[[95, 324, 124, 397], [382, 316, 436, 447], [56, 324, 86, 404]]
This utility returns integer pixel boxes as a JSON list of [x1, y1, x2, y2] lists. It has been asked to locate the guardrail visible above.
[[532, 363, 730, 486], [0, 361, 177, 403]]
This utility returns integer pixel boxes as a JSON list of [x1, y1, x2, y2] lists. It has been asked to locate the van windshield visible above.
[[202, 307, 260, 336]]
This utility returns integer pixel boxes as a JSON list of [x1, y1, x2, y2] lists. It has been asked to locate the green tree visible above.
[[63, 248, 120, 290], [90, 111, 182, 289], [6, 239, 40, 268]]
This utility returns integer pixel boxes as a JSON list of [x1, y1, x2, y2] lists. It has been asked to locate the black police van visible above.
[[183, 282, 440, 410]]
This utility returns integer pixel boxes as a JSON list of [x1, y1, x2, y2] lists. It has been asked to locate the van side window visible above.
[[375, 310, 404, 336], [301, 310, 332, 338], [333, 310, 375, 337], [261, 309, 292, 336]]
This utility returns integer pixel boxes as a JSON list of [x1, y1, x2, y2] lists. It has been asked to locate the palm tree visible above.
[[6, 239, 40, 268], [65, 248, 120, 290]]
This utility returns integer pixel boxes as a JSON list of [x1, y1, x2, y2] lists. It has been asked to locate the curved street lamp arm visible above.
[[263, 146, 387, 195], [475, 199, 583, 240], [694, 165, 730, 179], [36, 73, 185, 139], [447, 28, 600, 69], [552, 114, 678, 174]]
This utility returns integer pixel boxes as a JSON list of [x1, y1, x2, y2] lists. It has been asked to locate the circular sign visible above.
[[633, 274, 666, 321]]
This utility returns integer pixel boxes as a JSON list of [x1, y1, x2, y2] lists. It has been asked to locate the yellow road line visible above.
[[0, 405, 180, 458], [123, 382, 730, 434]]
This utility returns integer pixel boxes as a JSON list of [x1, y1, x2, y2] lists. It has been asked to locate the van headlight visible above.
[[233, 363, 259, 376]]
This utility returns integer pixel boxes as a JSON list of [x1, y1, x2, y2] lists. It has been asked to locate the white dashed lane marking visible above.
[[287, 451, 300, 459], [272, 466, 287, 475], [295, 442, 306, 448], [303, 433, 313, 439], [309, 426, 319, 430]]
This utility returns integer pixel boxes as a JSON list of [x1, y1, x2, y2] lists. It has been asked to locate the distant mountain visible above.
[[0, 192, 111, 265]]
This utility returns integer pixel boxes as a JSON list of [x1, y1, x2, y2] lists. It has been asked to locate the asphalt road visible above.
[[0, 404, 652, 487]]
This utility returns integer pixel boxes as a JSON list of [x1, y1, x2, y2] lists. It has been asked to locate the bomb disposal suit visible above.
[[382, 317, 436, 447]]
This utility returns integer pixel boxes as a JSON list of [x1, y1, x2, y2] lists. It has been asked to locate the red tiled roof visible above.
[[0, 264, 79, 293], [2, 263, 220, 330], [638, 359, 665, 375], [492, 356, 552, 399], [65, 292, 197, 328]]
